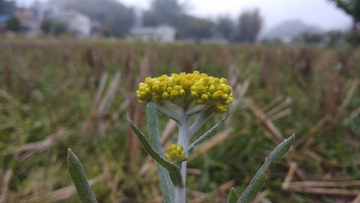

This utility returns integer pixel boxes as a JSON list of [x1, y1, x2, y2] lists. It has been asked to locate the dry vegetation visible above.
[[0, 39, 359, 203]]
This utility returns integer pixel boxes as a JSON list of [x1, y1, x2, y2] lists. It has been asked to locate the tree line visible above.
[[48, 0, 263, 42]]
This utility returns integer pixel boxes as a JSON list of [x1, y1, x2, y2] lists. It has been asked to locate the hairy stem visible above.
[[175, 113, 190, 203], [174, 185, 185, 203]]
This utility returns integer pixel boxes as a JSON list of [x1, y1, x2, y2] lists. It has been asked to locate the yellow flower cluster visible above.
[[136, 71, 233, 113], [164, 144, 187, 163]]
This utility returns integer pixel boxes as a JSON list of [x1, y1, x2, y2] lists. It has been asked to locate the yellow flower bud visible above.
[[223, 86, 232, 94], [173, 85, 181, 91], [170, 90, 179, 100], [213, 104, 227, 114], [191, 91, 199, 99], [196, 99, 204, 105], [202, 94, 209, 103], [165, 144, 187, 162], [159, 81, 166, 87], [152, 84, 160, 93], [212, 90, 223, 101], [145, 77, 153, 86], [196, 85, 205, 94], [179, 89, 186, 97], [217, 84, 226, 91], [225, 97, 234, 105], [209, 85, 216, 93], [183, 80, 193, 90], [162, 92, 169, 100], [186, 73, 193, 79], [159, 75, 167, 81], [222, 94, 229, 100]]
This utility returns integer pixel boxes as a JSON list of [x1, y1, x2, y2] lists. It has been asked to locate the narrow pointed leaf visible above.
[[127, 114, 184, 186], [237, 134, 295, 203], [227, 187, 239, 203], [188, 107, 234, 154], [67, 148, 98, 203], [146, 103, 175, 203]]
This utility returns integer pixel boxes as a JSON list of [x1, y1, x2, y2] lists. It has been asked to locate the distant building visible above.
[[31, 2, 98, 38], [0, 15, 10, 34], [0, 2, 98, 38], [14, 8, 41, 37], [128, 25, 176, 42], [66, 11, 91, 38]]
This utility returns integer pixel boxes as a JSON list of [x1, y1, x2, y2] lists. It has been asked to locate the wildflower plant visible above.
[[67, 71, 295, 203]]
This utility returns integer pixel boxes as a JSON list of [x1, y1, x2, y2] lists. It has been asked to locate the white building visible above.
[[128, 24, 176, 42], [67, 11, 91, 38], [32, 3, 92, 38]]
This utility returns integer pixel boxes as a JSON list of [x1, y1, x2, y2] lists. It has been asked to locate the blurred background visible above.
[[0, 0, 356, 44], [0, 0, 360, 202]]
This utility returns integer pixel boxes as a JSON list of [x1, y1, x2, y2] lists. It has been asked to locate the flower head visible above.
[[136, 71, 233, 113], [164, 144, 187, 163]]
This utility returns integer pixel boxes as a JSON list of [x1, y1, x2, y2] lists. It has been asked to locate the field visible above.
[[0, 39, 360, 203]]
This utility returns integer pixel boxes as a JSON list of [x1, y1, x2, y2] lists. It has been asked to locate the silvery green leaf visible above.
[[189, 107, 213, 136], [127, 114, 184, 187], [153, 103, 181, 124], [185, 103, 212, 116], [67, 148, 98, 203], [237, 134, 295, 203], [187, 107, 234, 154], [227, 187, 239, 203], [146, 103, 175, 203]]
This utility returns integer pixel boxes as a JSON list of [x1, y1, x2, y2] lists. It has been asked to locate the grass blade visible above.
[[237, 134, 295, 203], [146, 103, 175, 203], [127, 114, 184, 187], [67, 148, 98, 203]]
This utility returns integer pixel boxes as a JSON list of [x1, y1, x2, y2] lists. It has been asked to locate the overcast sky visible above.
[[16, 0, 352, 32]]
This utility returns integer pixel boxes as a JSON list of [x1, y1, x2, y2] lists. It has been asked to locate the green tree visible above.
[[41, 20, 68, 35], [6, 14, 21, 32], [328, 0, 360, 44], [0, 0, 16, 15], [297, 32, 323, 45], [181, 16, 214, 39], [143, 0, 186, 30], [215, 15, 235, 40], [233, 9, 263, 43], [143, 0, 214, 39], [151, 0, 184, 18], [41, 19, 54, 34], [54, 22, 67, 35], [326, 30, 346, 46]]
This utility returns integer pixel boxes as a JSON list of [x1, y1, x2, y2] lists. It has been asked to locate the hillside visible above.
[[261, 20, 324, 40]]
